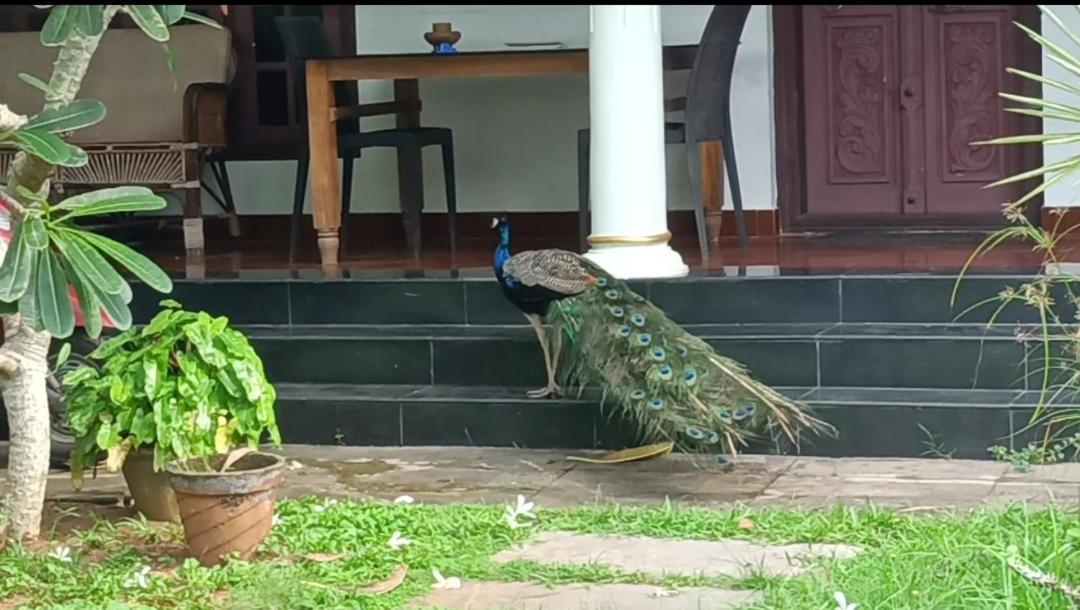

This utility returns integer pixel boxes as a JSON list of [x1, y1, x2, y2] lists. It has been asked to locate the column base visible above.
[[584, 243, 689, 279]]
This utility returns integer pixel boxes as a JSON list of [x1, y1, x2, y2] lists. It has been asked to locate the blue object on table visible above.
[[434, 42, 458, 54]]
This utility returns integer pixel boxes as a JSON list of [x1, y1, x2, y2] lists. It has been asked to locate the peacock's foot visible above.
[[526, 384, 563, 399]]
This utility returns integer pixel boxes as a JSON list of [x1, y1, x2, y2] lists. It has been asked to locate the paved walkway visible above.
[[3, 444, 1075, 510]]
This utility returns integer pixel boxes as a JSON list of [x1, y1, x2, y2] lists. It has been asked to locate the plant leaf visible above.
[[125, 5, 170, 41], [73, 231, 172, 293], [23, 218, 48, 251], [156, 5, 184, 25], [76, 4, 105, 36], [38, 249, 75, 338], [25, 100, 107, 134], [181, 10, 221, 28], [40, 5, 78, 46], [0, 223, 33, 302], [68, 263, 103, 339], [11, 129, 77, 165], [56, 341, 71, 367], [53, 229, 126, 295], [18, 73, 57, 97], [19, 250, 42, 332], [54, 186, 166, 216]]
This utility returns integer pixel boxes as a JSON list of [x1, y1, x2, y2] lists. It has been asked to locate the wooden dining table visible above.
[[303, 45, 712, 270]]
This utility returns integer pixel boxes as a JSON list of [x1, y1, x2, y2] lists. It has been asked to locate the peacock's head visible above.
[[491, 215, 510, 241]]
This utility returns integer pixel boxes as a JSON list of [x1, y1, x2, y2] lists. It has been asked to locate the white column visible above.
[[584, 5, 688, 279]]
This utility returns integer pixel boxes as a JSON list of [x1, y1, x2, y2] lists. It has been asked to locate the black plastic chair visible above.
[[577, 5, 751, 260], [275, 16, 458, 263]]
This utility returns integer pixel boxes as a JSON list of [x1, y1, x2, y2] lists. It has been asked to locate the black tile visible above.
[[707, 339, 819, 387], [839, 277, 1059, 325], [402, 400, 597, 448], [464, 282, 526, 325], [276, 399, 401, 446], [820, 323, 1022, 339], [819, 338, 1026, 389], [253, 338, 432, 385], [432, 339, 546, 386], [132, 281, 290, 325], [648, 278, 840, 324], [794, 404, 1011, 459], [291, 281, 465, 325]]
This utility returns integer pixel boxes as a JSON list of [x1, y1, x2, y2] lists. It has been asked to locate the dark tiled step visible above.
[[244, 323, 1040, 390], [273, 384, 1069, 460], [131, 274, 1060, 327]]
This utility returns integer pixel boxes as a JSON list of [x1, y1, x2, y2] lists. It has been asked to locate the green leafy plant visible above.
[[62, 301, 281, 486], [954, 4, 1080, 456], [988, 432, 1080, 472]]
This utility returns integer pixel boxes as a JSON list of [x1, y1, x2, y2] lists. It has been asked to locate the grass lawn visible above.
[[0, 497, 1077, 609]]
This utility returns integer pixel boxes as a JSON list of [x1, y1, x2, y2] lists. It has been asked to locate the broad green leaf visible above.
[[19, 250, 42, 332], [181, 10, 221, 28], [88, 278, 133, 330], [55, 342, 71, 367], [54, 229, 126, 295], [68, 264, 103, 339], [156, 5, 184, 25], [41, 5, 78, 46], [23, 218, 48, 251], [75, 231, 172, 293], [76, 4, 105, 35], [18, 73, 57, 97], [37, 249, 75, 338], [25, 99, 107, 134], [12, 129, 73, 165], [0, 223, 33, 302], [55, 186, 166, 217], [126, 5, 170, 41], [64, 146, 88, 168]]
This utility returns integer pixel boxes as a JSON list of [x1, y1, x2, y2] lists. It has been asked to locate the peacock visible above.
[[491, 215, 833, 456]]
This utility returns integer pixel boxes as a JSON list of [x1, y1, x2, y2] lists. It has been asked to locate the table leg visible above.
[[394, 79, 424, 258], [306, 60, 341, 271], [700, 140, 724, 247]]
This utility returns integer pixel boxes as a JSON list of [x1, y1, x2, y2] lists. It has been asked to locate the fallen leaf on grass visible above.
[[359, 564, 409, 595], [303, 552, 345, 563], [738, 518, 755, 530]]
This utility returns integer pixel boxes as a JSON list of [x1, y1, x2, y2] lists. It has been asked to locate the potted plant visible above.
[[62, 300, 281, 523]]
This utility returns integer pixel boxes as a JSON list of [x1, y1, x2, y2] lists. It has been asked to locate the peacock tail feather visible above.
[[547, 259, 835, 456]]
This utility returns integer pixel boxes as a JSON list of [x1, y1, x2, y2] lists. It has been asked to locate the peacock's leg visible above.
[[525, 313, 562, 398]]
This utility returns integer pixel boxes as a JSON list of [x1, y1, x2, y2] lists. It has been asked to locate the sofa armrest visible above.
[[183, 82, 231, 149]]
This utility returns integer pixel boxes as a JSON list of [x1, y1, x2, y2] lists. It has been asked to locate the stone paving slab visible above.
[[413, 582, 761, 610], [492, 532, 860, 579], [2, 444, 1078, 510]]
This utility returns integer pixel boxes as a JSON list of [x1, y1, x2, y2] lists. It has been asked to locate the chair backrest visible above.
[[684, 5, 751, 144], [273, 16, 355, 137]]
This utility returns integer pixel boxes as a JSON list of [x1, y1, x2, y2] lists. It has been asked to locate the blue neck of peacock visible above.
[[493, 225, 512, 279]]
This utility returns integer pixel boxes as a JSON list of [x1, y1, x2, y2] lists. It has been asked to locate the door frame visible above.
[[772, 5, 1044, 231]]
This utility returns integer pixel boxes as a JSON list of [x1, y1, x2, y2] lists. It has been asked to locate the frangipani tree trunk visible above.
[[1, 5, 121, 543]]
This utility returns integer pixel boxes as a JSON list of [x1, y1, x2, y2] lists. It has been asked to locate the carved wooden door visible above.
[[801, 5, 1031, 222]]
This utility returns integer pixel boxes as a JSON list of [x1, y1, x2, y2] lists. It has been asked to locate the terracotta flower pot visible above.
[[121, 447, 180, 523], [166, 452, 285, 567]]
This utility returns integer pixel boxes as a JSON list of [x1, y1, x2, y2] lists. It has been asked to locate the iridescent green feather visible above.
[[547, 259, 834, 455]]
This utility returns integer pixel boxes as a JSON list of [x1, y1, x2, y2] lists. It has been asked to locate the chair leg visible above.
[[720, 103, 748, 250], [577, 129, 590, 253], [216, 159, 240, 238], [289, 156, 309, 265], [182, 187, 205, 257], [340, 156, 354, 258], [439, 134, 458, 259], [685, 141, 710, 266]]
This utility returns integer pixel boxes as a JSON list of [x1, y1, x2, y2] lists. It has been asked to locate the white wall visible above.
[[1042, 8, 1080, 207], [202, 5, 777, 217]]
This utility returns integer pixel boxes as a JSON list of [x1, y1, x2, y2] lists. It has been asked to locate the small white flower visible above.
[[505, 512, 524, 530], [312, 498, 339, 513], [49, 545, 72, 563], [387, 531, 411, 550], [431, 568, 462, 590], [834, 592, 858, 610], [272, 514, 282, 527], [393, 495, 415, 505], [513, 495, 535, 519], [651, 587, 679, 598], [504, 494, 537, 529], [124, 566, 152, 590]]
